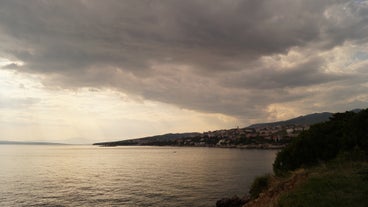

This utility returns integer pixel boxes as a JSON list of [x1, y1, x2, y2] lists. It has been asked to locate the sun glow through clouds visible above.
[[0, 68, 237, 143], [0, 1, 368, 143]]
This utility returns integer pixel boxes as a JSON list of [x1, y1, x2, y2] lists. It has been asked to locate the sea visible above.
[[0, 145, 277, 207]]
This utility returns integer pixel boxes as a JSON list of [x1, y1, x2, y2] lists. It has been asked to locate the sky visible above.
[[0, 0, 368, 144]]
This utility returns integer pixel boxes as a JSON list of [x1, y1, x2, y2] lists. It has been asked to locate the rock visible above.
[[216, 195, 249, 207], [241, 194, 251, 204], [216, 198, 232, 207]]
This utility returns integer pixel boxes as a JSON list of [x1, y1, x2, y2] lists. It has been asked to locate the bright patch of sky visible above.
[[0, 67, 237, 144]]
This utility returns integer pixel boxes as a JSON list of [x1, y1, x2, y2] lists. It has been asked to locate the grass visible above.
[[277, 160, 368, 207]]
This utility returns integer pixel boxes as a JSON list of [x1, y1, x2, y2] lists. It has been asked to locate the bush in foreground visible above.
[[273, 109, 368, 175], [249, 174, 271, 199], [277, 160, 368, 207]]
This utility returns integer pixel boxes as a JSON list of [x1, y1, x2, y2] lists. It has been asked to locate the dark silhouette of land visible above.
[[93, 111, 339, 147]]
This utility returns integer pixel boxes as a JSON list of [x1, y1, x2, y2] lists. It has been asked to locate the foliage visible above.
[[249, 174, 271, 199], [273, 109, 368, 175], [277, 160, 368, 207]]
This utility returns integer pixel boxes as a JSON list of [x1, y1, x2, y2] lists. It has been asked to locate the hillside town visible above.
[[94, 112, 335, 148], [171, 124, 310, 149], [96, 124, 311, 149]]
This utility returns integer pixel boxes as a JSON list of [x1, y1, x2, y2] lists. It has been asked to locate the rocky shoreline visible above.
[[216, 169, 309, 207], [216, 195, 250, 207]]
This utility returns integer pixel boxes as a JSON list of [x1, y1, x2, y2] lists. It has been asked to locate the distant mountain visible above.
[[93, 132, 201, 146], [0, 141, 67, 145], [350, 108, 362, 113], [248, 112, 334, 128], [94, 109, 363, 146]]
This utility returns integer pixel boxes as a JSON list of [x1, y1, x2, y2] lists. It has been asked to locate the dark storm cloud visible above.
[[0, 0, 368, 120], [220, 57, 347, 89]]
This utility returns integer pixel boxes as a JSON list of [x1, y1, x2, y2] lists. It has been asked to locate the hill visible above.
[[217, 108, 368, 207], [248, 112, 333, 128], [242, 158, 368, 207], [93, 109, 362, 147], [273, 109, 368, 174], [93, 111, 342, 147], [244, 108, 368, 207], [93, 132, 201, 146]]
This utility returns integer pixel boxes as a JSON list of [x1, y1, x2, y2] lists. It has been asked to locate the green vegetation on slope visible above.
[[244, 109, 368, 207], [249, 174, 271, 199], [269, 109, 368, 207], [278, 159, 368, 207], [273, 109, 368, 175], [244, 152, 368, 207]]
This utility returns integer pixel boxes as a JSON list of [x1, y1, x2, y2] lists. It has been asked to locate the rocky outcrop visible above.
[[216, 195, 250, 207], [216, 169, 309, 207], [244, 169, 308, 207]]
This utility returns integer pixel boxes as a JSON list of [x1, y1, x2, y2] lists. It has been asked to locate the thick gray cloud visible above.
[[0, 0, 368, 122]]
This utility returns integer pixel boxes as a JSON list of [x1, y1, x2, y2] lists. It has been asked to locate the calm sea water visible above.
[[0, 145, 277, 206]]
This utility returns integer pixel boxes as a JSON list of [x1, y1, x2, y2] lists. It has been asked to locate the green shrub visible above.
[[249, 174, 271, 199], [277, 161, 368, 207], [273, 109, 368, 175]]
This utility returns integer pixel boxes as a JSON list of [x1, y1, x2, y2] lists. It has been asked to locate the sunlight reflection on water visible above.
[[0, 145, 277, 206]]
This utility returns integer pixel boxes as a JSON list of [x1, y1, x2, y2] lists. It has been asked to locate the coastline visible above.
[[94, 143, 286, 150], [216, 144, 285, 150]]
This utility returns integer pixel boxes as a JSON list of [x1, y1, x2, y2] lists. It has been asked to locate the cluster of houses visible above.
[[175, 124, 310, 148], [96, 124, 312, 148]]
